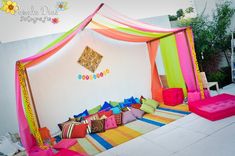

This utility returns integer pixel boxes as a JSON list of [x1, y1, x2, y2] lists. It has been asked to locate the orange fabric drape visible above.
[[147, 40, 163, 102], [25, 37, 74, 68]]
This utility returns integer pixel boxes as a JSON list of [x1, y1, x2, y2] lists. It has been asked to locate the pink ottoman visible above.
[[189, 94, 235, 121], [163, 88, 184, 106]]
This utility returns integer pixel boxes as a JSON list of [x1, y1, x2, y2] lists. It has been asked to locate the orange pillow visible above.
[[131, 104, 141, 109], [62, 123, 88, 139]]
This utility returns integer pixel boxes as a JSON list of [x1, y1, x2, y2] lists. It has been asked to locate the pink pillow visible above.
[[105, 115, 117, 130], [188, 91, 201, 103], [122, 111, 136, 124], [53, 139, 77, 150], [55, 149, 85, 156]]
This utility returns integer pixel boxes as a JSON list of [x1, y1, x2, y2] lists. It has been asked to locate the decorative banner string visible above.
[[186, 28, 205, 99], [17, 62, 45, 148], [78, 69, 110, 80]]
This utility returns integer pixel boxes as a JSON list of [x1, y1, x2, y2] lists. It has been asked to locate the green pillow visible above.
[[88, 105, 101, 115], [109, 101, 120, 108], [143, 99, 159, 108], [140, 104, 155, 114]]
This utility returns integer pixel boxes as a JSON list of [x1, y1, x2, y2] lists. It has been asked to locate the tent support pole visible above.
[[24, 69, 41, 128], [147, 28, 186, 43]]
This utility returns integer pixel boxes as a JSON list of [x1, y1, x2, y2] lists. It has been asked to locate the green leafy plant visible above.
[[185, 7, 194, 14], [169, 7, 194, 21], [168, 15, 177, 21], [176, 9, 184, 19], [178, 1, 235, 74]]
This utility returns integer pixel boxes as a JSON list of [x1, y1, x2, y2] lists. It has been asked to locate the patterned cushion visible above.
[[91, 119, 105, 133], [122, 111, 136, 124], [121, 107, 131, 112], [98, 110, 113, 118], [58, 118, 77, 131], [100, 115, 108, 120], [105, 115, 117, 130], [82, 114, 99, 133], [130, 108, 144, 118], [131, 104, 142, 109], [62, 123, 88, 139], [114, 113, 122, 125]]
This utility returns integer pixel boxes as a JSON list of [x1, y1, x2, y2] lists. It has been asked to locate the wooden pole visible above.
[[24, 68, 41, 128], [147, 28, 187, 43]]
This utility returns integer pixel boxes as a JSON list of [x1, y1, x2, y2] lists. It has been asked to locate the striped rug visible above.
[[69, 104, 190, 155]]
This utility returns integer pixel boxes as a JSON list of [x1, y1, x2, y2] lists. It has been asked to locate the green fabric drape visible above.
[[160, 35, 187, 95]]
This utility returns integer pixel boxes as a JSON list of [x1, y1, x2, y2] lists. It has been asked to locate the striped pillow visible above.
[[62, 122, 88, 139]]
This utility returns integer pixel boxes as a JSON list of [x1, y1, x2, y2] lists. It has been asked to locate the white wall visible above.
[[0, 0, 193, 43], [0, 33, 62, 135], [140, 15, 171, 75], [27, 29, 152, 134]]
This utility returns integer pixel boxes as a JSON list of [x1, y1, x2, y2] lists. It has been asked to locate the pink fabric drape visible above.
[[97, 5, 186, 33], [185, 28, 201, 91], [15, 66, 36, 151], [147, 40, 163, 102], [175, 31, 197, 92]]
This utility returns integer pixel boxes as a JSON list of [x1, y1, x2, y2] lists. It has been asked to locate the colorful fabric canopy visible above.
[[15, 3, 205, 154]]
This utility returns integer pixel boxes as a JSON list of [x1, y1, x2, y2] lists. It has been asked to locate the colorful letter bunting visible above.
[[78, 69, 110, 80]]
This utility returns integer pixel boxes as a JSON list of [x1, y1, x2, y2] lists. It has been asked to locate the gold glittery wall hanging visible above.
[[78, 46, 103, 73]]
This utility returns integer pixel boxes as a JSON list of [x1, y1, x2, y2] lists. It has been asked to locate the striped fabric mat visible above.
[[69, 104, 190, 155]]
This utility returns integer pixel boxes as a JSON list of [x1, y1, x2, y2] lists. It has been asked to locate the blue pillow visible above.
[[124, 96, 136, 104], [119, 102, 132, 109], [73, 109, 89, 118], [111, 107, 121, 114], [134, 98, 141, 104], [99, 101, 113, 111]]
